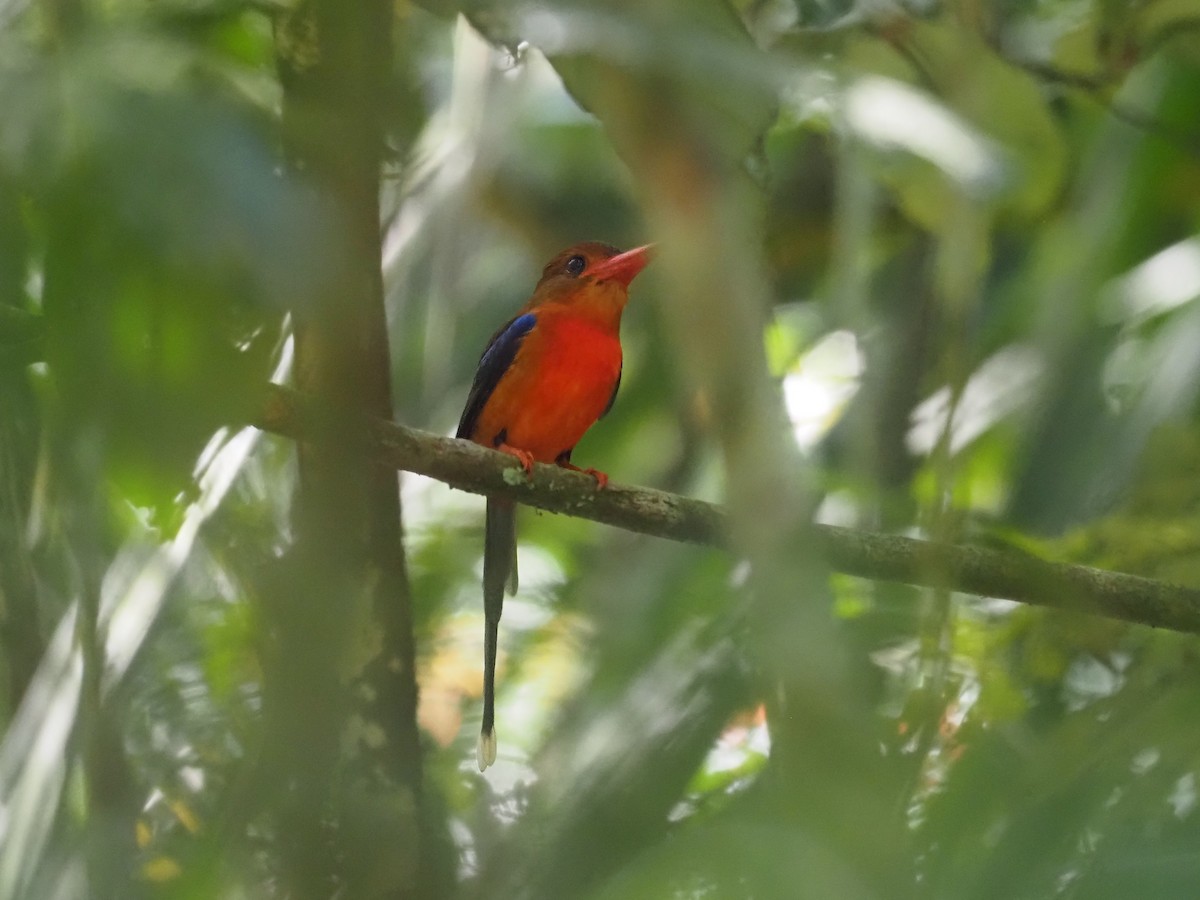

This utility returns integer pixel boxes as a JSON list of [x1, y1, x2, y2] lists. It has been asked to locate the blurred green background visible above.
[[4, 0, 1200, 897]]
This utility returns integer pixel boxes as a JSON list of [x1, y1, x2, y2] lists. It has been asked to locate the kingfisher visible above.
[[456, 241, 651, 770]]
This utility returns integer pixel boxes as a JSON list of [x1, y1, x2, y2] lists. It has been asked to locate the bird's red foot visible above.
[[558, 461, 608, 489], [496, 442, 535, 477]]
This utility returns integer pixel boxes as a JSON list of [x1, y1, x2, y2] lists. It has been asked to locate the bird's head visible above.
[[530, 242, 652, 324]]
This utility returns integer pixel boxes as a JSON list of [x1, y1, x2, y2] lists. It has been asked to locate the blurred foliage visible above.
[[4, 0, 1200, 897]]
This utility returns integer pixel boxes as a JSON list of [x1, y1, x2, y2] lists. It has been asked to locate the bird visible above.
[[456, 241, 651, 771]]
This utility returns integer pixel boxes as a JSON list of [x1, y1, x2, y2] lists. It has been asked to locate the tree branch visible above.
[[258, 384, 1200, 635]]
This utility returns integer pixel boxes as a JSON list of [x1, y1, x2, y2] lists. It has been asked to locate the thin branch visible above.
[[258, 384, 1200, 635], [875, 17, 1200, 159]]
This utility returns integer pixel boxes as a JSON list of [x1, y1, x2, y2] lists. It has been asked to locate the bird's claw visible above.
[[558, 462, 608, 489], [584, 468, 609, 489], [496, 442, 535, 477]]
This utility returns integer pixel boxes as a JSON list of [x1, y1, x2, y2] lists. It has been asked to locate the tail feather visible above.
[[480, 499, 516, 771], [478, 614, 499, 771]]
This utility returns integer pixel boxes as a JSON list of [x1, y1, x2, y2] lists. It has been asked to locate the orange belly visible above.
[[474, 317, 622, 463]]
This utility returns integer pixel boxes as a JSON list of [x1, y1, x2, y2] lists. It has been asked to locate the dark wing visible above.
[[456, 312, 538, 440], [600, 361, 622, 418]]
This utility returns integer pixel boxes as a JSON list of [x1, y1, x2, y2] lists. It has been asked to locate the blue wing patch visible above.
[[456, 312, 538, 441]]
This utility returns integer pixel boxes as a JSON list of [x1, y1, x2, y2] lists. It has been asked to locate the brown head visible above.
[[528, 242, 652, 323]]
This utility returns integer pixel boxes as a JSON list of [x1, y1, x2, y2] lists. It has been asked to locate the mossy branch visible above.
[[259, 383, 1200, 635]]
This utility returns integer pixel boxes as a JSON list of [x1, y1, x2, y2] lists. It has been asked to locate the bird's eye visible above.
[[565, 255, 586, 276]]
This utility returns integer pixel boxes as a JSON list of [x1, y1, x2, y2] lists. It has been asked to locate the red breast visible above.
[[473, 307, 622, 462]]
